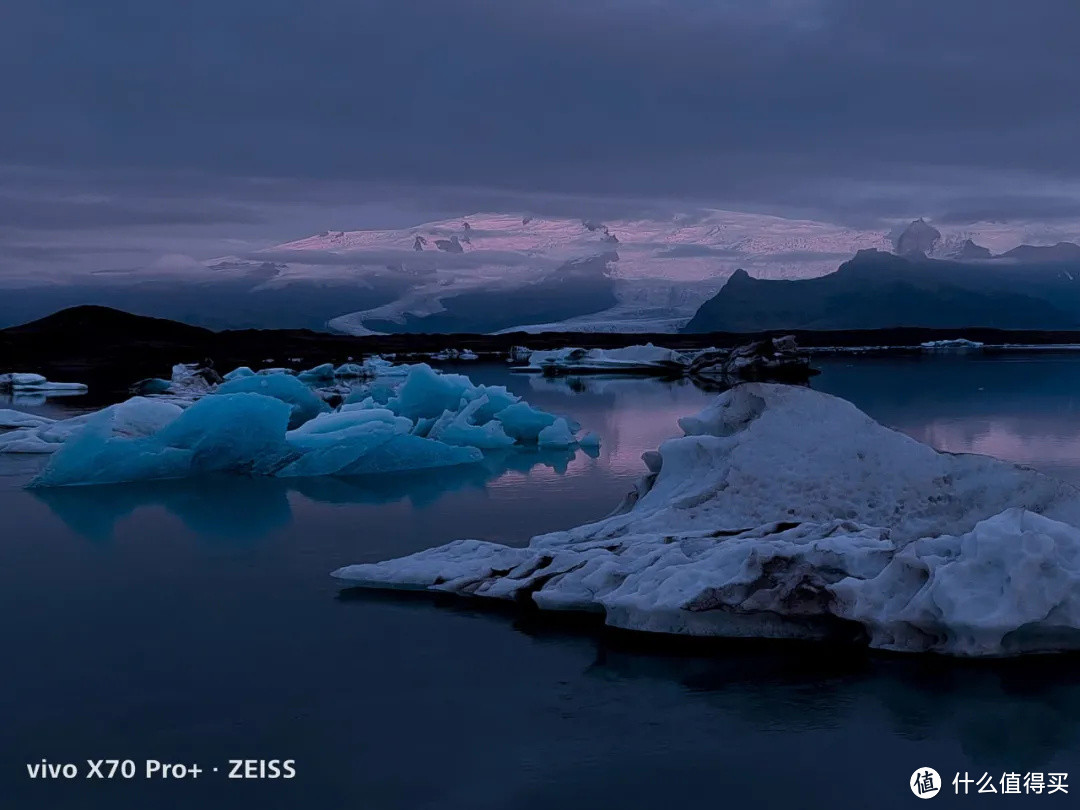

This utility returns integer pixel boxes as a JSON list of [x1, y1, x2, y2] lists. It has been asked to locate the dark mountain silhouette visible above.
[[684, 249, 1080, 332], [895, 218, 941, 257], [1000, 242, 1080, 262]]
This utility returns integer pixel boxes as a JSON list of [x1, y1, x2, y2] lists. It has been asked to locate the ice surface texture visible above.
[[334, 383, 1080, 656], [23, 364, 590, 487]]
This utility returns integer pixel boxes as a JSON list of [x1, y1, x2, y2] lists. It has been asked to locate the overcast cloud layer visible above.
[[3, 0, 1080, 281]]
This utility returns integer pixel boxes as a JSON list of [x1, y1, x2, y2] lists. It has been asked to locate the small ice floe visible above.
[[507, 346, 532, 363], [920, 339, 985, 351], [334, 383, 1080, 657], [688, 336, 817, 383], [429, 348, 479, 362], [0, 373, 88, 395], [24, 364, 596, 487], [521, 344, 691, 375], [132, 363, 221, 397]]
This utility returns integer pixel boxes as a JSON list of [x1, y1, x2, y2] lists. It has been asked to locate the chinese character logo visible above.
[[911, 767, 941, 799]]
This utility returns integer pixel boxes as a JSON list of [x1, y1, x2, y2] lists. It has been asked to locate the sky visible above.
[[4, 0, 1080, 282]]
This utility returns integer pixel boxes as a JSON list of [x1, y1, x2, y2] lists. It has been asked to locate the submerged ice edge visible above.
[[334, 383, 1080, 658]]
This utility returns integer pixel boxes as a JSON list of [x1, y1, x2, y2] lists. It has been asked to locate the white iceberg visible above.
[[334, 383, 1080, 656], [521, 344, 691, 375], [0, 372, 88, 393], [921, 339, 985, 351]]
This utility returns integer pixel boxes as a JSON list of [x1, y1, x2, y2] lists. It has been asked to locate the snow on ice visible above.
[[334, 383, 1080, 657]]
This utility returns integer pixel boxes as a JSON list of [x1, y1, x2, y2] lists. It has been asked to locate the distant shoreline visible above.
[[6, 305, 1080, 393]]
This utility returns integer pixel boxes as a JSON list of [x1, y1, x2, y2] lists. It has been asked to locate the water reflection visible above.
[[813, 353, 1080, 483], [31, 448, 582, 542], [343, 585, 1080, 770]]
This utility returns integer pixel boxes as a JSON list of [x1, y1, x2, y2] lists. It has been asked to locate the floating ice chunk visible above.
[[362, 357, 413, 377], [385, 364, 473, 421], [130, 378, 173, 396], [31, 393, 294, 486], [537, 417, 576, 448], [492, 402, 556, 443], [459, 350, 479, 361], [1, 373, 47, 387], [257, 367, 295, 376], [25, 362, 590, 487], [28, 397, 183, 448], [169, 363, 220, 394], [0, 409, 55, 430], [921, 339, 984, 351], [223, 366, 256, 381], [345, 382, 396, 406], [156, 393, 294, 476], [462, 385, 519, 423], [297, 363, 336, 384], [334, 363, 366, 378], [428, 397, 515, 449], [335, 383, 1080, 656], [30, 410, 194, 487], [216, 373, 328, 428], [578, 431, 601, 449], [523, 344, 690, 374], [0, 372, 88, 393]]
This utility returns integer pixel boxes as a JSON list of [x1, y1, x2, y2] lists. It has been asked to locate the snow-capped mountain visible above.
[[16, 210, 1080, 333], [223, 211, 892, 334]]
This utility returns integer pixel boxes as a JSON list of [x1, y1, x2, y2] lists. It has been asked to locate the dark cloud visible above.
[[3, 0, 1080, 205], [937, 196, 1080, 225], [2, 0, 1080, 288], [0, 195, 263, 230]]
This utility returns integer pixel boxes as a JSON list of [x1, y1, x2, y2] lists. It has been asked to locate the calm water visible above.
[[5, 356, 1080, 808]]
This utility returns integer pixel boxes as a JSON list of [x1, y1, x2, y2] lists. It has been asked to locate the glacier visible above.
[[18, 363, 595, 487], [334, 383, 1080, 656]]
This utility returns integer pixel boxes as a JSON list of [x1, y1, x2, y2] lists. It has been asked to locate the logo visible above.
[[911, 767, 941, 799]]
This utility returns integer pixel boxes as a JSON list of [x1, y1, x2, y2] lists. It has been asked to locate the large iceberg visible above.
[[334, 383, 1080, 656], [24, 363, 592, 487]]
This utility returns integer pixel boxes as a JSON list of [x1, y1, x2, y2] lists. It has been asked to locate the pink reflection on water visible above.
[[903, 417, 1080, 473]]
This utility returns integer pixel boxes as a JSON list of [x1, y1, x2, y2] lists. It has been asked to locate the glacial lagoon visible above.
[[5, 355, 1080, 808]]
